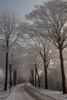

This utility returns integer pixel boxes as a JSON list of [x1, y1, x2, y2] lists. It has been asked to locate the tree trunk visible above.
[[38, 74, 40, 87], [45, 67, 48, 89], [35, 67, 40, 87], [9, 65, 12, 88], [4, 52, 8, 90], [31, 70, 34, 85], [44, 61, 48, 89], [13, 70, 17, 86], [36, 70, 40, 87], [4, 39, 9, 91], [34, 68, 37, 86], [13, 72, 15, 86], [59, 48, 66, 94]]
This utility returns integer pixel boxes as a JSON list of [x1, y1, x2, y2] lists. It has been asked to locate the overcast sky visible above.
[[0, 0, 46, 18]]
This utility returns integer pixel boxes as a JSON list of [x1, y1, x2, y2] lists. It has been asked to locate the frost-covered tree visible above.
[[26, 0, 67, 94], [19, 22, 56, 89], [0, 10, 19, 90]]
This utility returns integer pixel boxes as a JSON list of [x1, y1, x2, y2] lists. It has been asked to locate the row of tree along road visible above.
[[0, 0, 67, 94]]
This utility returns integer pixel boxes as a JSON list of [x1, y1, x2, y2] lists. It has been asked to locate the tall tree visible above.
[[19, 22, 55, 89], [39, 40, 53, 89], [26, 0, 67, 94], [34, 60, 40, 87], [9, 64, 12, 88], [0, 10, 19, 90]]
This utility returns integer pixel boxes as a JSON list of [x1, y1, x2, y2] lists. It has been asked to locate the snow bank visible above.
[[28, 83, 67, 100], [0, 89, 11, 100]]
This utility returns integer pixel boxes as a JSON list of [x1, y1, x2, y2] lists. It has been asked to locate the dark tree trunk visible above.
[[4, 39, 9, 91], [9, 65, 12, 88], [34, 68, 37, 86], [45, 67, 48, 89], [36, 70, 40, 87], [4, 52, 8, 90], [59, 47, 66, 94], [15, 70, 17, 85], [35, 67, 40, 87], [44, 61, 48, 89], [38, 74, 40, 87], [31, 70, 34, 85], [13, 70, 17, 86], [13, 71, 15, 86]]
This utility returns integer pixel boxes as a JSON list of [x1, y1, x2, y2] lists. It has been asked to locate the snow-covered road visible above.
[[6, 84, 35, 100], [6, 83, 61, 100]]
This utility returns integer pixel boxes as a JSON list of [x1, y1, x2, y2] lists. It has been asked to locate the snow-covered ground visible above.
[[0, 90, 10, 100], [0, 85, 11, 100], [6, 83, 61, 100], [28, 83, 67, 100], [0, 84, 25, 100], [0, 83, 67, 100]]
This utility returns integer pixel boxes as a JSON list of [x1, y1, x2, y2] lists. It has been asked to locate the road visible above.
[[6, 83, 59, 100]]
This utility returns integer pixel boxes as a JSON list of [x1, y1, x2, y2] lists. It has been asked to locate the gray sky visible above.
[[0, 0, 45, 18]]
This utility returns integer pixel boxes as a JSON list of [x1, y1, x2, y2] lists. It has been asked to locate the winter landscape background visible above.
[[0, 0, 67, 100]]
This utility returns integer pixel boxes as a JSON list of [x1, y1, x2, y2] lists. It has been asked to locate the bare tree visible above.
[[34, 60, 40, 87], [20, 22, 56, 89], [0, 10, 19, 90], [39, 40, 53, 89], [9, 64, 12, 88], [26, 0, 67, 94]]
